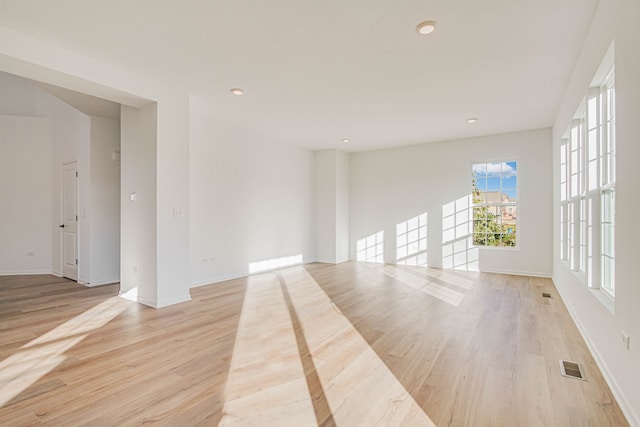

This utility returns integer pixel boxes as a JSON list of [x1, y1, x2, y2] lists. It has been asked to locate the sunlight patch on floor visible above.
[[279, 267, 436, 426], [220, 273, 316, 426], [0, 296, 128, 407], [383, 265, 466, 307], [25, 297, 127, 347], [248, 254, 303, 274]]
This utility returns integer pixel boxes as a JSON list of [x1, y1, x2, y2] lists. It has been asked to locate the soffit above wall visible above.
[[35, 81, 120, 121]]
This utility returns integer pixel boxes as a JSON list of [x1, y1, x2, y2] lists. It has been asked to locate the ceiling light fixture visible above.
[[467, 118, 479, 124], [230, 88, 244, 96], [416, 20, 437, 35], [342, 138, 350, 143]]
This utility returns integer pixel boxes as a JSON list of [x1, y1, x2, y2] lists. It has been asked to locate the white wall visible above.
[[0, 71, 90, 277], [335, 150, 349, 263], [0, 116, 52, 274], [315, 150, 338, 263], [552, 0, 640, 424], [0, 72, 38, 115], [155, 94, 191, 307], [121, 104, 157, 305], [189, 96, 314, 286], [88, 116, 121, 285], [350, 128, 552, 276], [0, 27, 191, 309], [0, 71, 122, 286], [314, 149, 350, 263], [35, 92, 91, 280]]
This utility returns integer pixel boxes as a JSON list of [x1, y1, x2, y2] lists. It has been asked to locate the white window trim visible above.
[[558, 50, 615, 306], [471, 160, 519, 250]]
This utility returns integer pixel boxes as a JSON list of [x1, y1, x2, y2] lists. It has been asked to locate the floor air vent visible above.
[[560, 360, 586, 381], [542, 292, 551, 298]]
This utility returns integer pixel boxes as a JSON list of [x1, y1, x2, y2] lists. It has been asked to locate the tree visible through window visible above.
[[472, 161, 517, 247]]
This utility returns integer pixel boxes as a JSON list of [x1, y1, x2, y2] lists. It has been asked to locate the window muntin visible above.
[[472, 161, 517, 247], [559, 61, 615, 298]]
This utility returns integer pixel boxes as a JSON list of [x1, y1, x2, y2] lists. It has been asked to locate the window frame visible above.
[[558, 59, 615, 303], [471, 160, 519, 249]]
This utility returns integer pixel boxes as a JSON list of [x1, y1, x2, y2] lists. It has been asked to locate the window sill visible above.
[[590, 287, 615, 315], [474, 245, 519, 251], [560, 261, 615, 314]]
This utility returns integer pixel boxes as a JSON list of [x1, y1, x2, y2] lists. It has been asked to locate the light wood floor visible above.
[[0, 263, 629, 426]]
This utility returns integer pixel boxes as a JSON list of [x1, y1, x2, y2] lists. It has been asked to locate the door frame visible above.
[[60, 159, 79, 280]]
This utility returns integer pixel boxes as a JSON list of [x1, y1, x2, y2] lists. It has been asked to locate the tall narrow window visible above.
[[559, 139, 569, 260], [558, 45, 615, 299], [601, 68, 616, 296], [472, 161, 517, 247]]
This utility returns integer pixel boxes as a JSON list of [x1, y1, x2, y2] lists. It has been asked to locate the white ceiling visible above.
[[0, 0, 598, 152]]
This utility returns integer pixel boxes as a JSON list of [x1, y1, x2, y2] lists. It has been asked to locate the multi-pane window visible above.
[[472, 162, 517, 247], [559, 61, 615, 297]]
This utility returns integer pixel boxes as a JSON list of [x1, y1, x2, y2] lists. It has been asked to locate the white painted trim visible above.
[[0, 269, 55, 276], [136, 294, 193, 309], [60, 160, 80, 282], [478, 267, 552, 278], [315, 258, 350, 265], [552, 276, 639, 427], [190, 272, 248, 289], [190, 261, 320, 289], [155, 294, 192, 309], [314, 257, 339, 264], [136, 295, 157, 308], [84, 277, 120, 287]]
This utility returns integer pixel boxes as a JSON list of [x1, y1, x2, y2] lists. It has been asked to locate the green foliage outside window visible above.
[[472, 168, 517, 247]]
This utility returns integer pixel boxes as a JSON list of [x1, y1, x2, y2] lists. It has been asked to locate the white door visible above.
[[61, 162, 78, 281]]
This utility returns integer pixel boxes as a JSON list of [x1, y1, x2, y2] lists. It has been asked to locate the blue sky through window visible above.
[[473, 161, 517, 200]]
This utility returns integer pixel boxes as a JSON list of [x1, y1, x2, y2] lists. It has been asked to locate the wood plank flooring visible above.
[[0, 263, 629, 426]]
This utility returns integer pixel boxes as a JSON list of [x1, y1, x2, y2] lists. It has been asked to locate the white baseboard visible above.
[[156, 294, 192, 308], [136, 295, 156, 308], [0, 269, 55, 276], [478, 267, 551, 278], [190, 261, 321, 289], [314, 257, 338, 264], [552, 276, 639, 427], [137, 293, 192, 309], [84, 277, 120, 287], [190, 271, 248, 289], [315, 256, 350, 263]]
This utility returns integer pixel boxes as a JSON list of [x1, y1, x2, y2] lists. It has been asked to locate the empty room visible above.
[[0, 0, 639, 426]]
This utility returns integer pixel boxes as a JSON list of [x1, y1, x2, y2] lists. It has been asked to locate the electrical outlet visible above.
[[27, 251, 35, 256], [133, 266, 138, 274], [621, 330, 630, 350], [209, 257, 217, 263], [201, 258, 208, 263]]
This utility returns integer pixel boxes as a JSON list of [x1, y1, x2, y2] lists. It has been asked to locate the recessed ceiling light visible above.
[[230, 88, 244, 96], [342, 138, 350, 143], [467, 118, 479, 124], [416, 21, 436, 35]]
